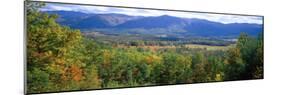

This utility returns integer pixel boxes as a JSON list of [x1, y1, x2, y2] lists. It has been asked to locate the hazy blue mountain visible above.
[[46, 11, 92, 26], [182, 18, 263, 36], [44, 11, 263, 37], [116, 15, 187, 28], [45, 11, 142, 28]]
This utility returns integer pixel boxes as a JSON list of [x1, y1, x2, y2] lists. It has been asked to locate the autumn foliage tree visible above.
[[224, 33, 263, 80], [26, 1, 100, 93]]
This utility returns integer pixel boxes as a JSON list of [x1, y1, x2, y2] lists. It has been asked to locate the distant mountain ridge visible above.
[[45, 11, 263, 37]]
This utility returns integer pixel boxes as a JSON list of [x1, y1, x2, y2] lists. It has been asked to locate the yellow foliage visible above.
[[145, 55, 161, 64], [102, 50, 112, 66], [215, 74, 222, 81]]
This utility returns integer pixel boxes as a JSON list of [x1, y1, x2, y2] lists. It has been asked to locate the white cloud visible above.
[[40, 4, 73, 11], [40, 3, 263, 24]]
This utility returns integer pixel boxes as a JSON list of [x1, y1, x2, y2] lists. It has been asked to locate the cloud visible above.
[[40, 3, 263, 24], [40, 4, 73, 11]]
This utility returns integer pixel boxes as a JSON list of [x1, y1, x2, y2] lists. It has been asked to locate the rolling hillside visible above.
[[45, 11, 263, 37]]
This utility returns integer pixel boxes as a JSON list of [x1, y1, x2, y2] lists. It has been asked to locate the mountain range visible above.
[[45, 11, 263, 37]]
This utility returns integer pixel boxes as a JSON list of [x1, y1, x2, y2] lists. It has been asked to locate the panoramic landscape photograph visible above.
[[26, 1, 264, 94]]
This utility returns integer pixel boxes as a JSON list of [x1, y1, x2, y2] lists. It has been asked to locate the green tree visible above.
[[27, 68, 50, 93], [224, 47, 245, 80], [252, 33, 263, 78], [191, 53, 208, 82]]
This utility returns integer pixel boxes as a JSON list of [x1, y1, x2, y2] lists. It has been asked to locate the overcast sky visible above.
[[40, 3, 263, 24]]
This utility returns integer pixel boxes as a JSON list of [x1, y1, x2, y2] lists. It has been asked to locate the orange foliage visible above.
[[70, 65, 83, 81]]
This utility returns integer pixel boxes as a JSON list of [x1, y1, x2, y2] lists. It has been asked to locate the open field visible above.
[[115, 43, 235, 52], [184, 44, 235, 51]]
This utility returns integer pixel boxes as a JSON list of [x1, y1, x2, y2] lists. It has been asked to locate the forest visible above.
[[26, 2, 263, 94]]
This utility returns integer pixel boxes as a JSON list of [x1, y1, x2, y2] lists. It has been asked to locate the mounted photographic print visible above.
[[25, 1, 264, 94]]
